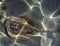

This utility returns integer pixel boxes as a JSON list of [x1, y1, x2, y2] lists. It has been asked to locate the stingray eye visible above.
[[4, 18, 26, 38], [10, 21, 22, 30]]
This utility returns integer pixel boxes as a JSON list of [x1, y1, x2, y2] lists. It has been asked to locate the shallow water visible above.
[[0, 0, 60, 46]]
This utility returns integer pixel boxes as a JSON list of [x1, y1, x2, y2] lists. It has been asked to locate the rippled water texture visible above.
[[0, 0, 60, 46]]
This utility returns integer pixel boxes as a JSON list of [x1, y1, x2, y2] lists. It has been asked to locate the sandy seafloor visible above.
[[0, 0, 60, 46]]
